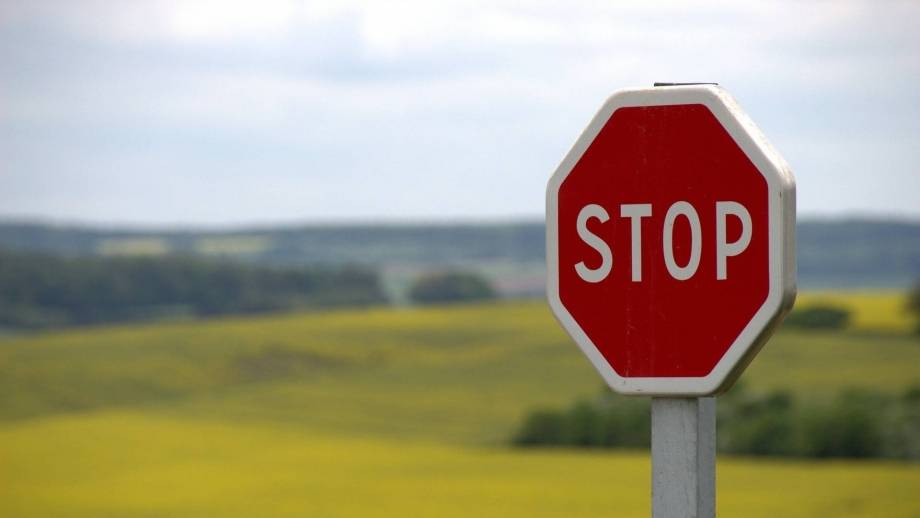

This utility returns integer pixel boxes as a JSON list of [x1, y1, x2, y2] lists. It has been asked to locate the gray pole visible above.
[[651, 397, 716, 518]]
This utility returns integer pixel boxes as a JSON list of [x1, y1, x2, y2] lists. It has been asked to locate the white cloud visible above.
[[164, 0, 301, 42], [1, 0, 918, 224]]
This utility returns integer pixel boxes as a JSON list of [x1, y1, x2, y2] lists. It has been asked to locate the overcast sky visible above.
[[1, 0, 918, 226]]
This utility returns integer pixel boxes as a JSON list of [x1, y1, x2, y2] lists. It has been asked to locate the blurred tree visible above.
[[784, 305, 851, 330], [513, 384, 919, 460], [907, 281, 920, 333], [719, 388, 798, 457], [512, 410, 566, 446], [803, 390, 885, 459], [408, 271, 496, 305], [0, 249, 386, 329]]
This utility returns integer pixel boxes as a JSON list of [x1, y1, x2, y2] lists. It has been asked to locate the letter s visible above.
[[575, 204, 612, 283]]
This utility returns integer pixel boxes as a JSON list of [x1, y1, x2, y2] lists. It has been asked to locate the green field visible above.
[[1, 291, 919, 516]]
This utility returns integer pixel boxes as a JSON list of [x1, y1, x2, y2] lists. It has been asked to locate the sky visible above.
[[1, 0, 918, 226]]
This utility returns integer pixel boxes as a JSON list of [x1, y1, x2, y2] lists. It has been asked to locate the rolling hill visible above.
[[1, 293, 919, 516]]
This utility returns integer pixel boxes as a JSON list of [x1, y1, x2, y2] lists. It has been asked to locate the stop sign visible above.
[[546, 85, 795, 396]]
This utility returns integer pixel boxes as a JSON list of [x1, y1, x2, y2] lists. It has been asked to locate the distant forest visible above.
[[0, 249, 384, 330], [0, 218, 917, 293]]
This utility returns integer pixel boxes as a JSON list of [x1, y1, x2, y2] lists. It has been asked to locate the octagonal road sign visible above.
[[546, 85, 796, 396]]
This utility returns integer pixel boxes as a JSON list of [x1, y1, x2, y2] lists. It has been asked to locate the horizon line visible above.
[[1, 210, 920, 233]]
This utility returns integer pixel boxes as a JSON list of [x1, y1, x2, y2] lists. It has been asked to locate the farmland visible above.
[[3, 413, 919, 518], [1, 291, 919, 516]]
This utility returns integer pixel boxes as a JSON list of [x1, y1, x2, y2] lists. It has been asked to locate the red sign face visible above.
[[546, 86, 795, 396]]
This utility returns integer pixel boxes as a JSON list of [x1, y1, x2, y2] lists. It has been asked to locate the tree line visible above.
[[512, 383, 920, 460], [2, 219, 918, 289], [0, 249, 386, 329]]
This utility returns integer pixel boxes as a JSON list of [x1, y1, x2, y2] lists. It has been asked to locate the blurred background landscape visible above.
[[2, 1, 920, 517]]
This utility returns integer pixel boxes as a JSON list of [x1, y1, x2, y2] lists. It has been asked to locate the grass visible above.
[[2, 294, 916, 440], [0, 290, 918, 515]]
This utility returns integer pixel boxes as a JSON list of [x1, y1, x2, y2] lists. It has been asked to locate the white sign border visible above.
[[546, 85, 796, 396]]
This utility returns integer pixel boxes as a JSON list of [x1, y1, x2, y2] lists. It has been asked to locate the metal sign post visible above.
[[652, 398, 716, 518]]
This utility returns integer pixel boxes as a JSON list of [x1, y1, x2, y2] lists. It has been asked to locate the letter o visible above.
[[663, 201, 701, 281]]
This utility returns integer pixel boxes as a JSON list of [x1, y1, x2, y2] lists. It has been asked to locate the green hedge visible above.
[[784, 305, 851, 330], [512, 384, 920, 461], [409, 271, 496, 305], [908, 281, 920, 334]]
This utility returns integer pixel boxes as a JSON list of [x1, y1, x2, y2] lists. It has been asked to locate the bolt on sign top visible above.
[[546, 85, 796, 396]]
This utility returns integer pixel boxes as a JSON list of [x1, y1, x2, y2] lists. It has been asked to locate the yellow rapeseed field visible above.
[[2, 412, 918, 518], [795, 290, 915, 333], [1, 291, 918, 516]]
